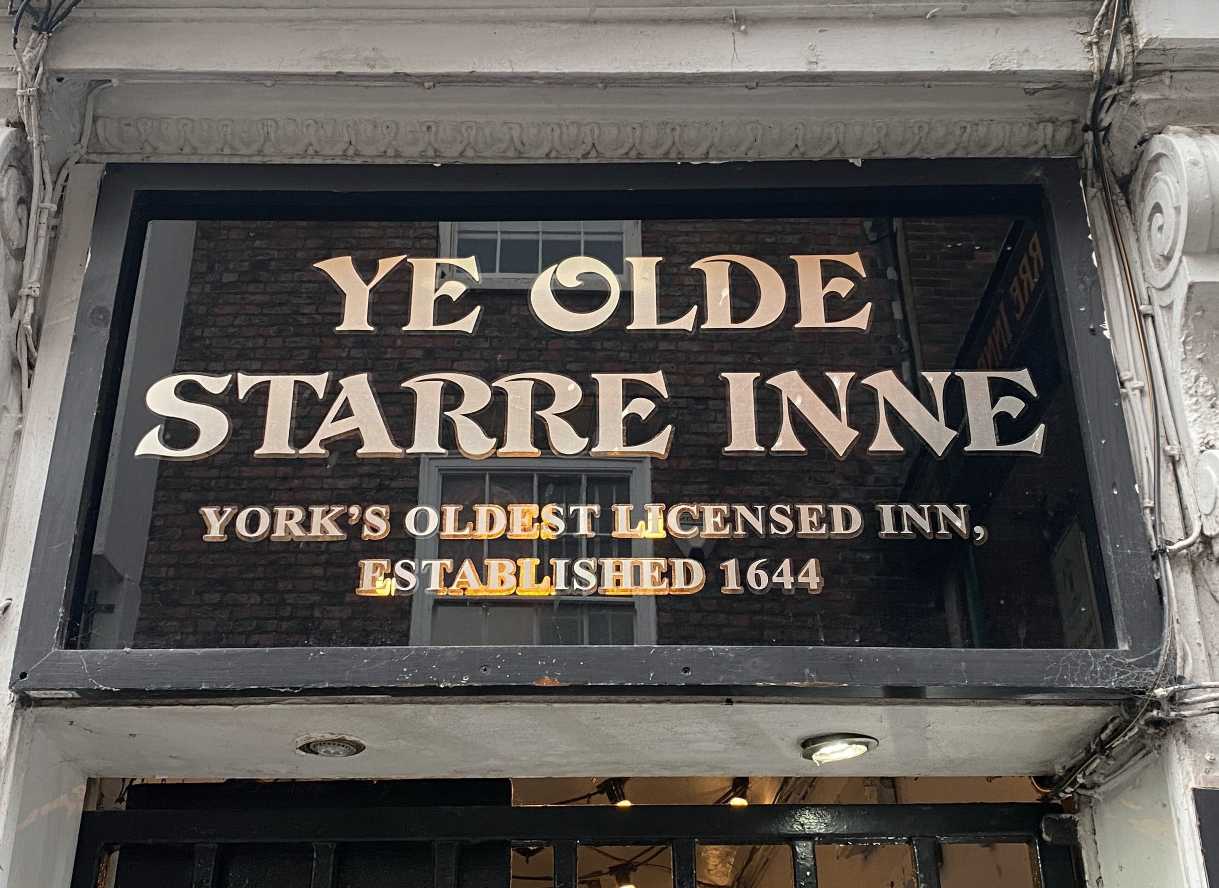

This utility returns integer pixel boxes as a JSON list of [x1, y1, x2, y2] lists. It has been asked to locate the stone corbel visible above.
[[1130, 128, 1219, 532]]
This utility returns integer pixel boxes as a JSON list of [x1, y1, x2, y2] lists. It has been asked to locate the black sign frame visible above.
[[12, 158, 1158, 700]]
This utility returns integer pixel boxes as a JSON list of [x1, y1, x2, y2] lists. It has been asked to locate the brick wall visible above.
[[114, 214, 1086, 650], [901, 217, 1012, 369]]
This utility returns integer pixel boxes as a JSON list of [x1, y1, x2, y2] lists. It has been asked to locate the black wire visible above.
[[12, 0, 82, 43], [47, 0, 82, 30], [1088, 0, 1127, 154], [514, 846, 668, 884], [588, 846, 668, 870], [547, 789, 599, 806], [1045, 0, 1178, 800], [12, 0, 33, 49]]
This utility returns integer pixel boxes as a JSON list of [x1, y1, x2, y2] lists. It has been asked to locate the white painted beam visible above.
[[1132, 0, 1219, 74], [32, 700, 1116, 779], [43, 13, 1095, 81]]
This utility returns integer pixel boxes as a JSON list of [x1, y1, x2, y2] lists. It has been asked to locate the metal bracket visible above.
[[1041, 813, 1079, 847]]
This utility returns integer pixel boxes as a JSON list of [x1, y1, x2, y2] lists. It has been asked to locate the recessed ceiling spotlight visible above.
[[297, 736, 366, 758], [800, 733, 879, 765]]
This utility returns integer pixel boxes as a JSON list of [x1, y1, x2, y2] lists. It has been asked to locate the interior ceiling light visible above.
[[597, 777, 632, 808], [800, 733, 879, 765], [728, 777, 750, 807], [611, 865, 637, 888], [297, 736, 366, 758]]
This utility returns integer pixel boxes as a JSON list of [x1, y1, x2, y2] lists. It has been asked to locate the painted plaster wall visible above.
[[0, 166, 102, 888]]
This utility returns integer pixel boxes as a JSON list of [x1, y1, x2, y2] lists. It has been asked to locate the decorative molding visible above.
[[1130, 128, 1219, 535], [75, 0, 1102, 22], [1106, 73, 1219, 180], [89, 115, 1084, 162], [1132, 129, 1219, 312]]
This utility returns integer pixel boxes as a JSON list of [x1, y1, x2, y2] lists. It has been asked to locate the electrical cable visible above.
[[547, 789, 600, 806], [1041, 0, 1199, 801], [11, 0, 33, 49], [8, 0, 94, 424]]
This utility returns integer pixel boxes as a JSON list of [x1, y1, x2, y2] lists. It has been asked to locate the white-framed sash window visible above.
[[409, 456, 657, 645], [438, 220, 641, 289]]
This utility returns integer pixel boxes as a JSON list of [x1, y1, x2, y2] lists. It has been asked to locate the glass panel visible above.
[[480, 604, 536, 644], [439, 473, 487, 565], [940, 843, 1037, 888], [578, 847, 671, 888], [697, 845, 792, 888], [334, 842, 435, 888], [586, 606, 634, 644], [486, 473, 535, 561], [434, 603, 537, 645], [498, 222, 540, 273], [455, 221, 501, 233], [541, 220, 582, 268], [584, 237, 624, 272], [511, 844, 552, 888], [455, 233, 498, 274], [82, 212, 1112, 651], [582, 220, 625, 233], [217, 844, 315, 886], [588, 476, 631, 558], [541, 236, 582, 268], [432, 603, 485, 645], [539, 474, 583, 567], [539, 605, 584, 644], [814, 844, 914, 887]]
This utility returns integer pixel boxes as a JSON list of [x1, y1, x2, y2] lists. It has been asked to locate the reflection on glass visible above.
[[450, 221, 629, 275], [80, 214, 1110, 651], [939, 843, 1036, 888]]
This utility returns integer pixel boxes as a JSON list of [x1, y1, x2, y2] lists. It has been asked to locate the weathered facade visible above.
[[0, 1, 1216, 887]]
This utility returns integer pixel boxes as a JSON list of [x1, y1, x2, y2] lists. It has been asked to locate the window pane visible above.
[[480, 604, 536, 644], [697, 845, 791, 888], [578, 846, 671, 888], [434, 604, 537, 645], [940, 843, 1036, 888], [432, 603, 485, 645], [541, 235, 581, 268], [588, 476, 631, 557], [452, 220, 630, 278], [497, 222, 539, 273], [587, 607, 634, 644], [539, 474, 583, 566], [539, 607, 584, 644], [455, 234, 498, 274], [486, 473, 535, 561], [584, 236, 624, 272], [541, 221, 581, 268], [454, 221, 500, 233], [439, 473, 486, 565], [582, 220, 625, 233], [815, 844, 914, 887]]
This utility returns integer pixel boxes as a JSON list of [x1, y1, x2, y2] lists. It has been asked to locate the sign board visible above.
[[81, 215, 1107, 650]]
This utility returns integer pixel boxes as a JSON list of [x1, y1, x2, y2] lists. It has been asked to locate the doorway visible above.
[[71, 779, 1081, 888]]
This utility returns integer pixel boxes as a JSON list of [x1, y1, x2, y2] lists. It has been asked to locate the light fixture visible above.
[[728, 777, 750, 807], [297, 736, 366, 758], [597, 777, 632, 808], [800, 733, 878, 765], [610, 865, 636, 888]]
